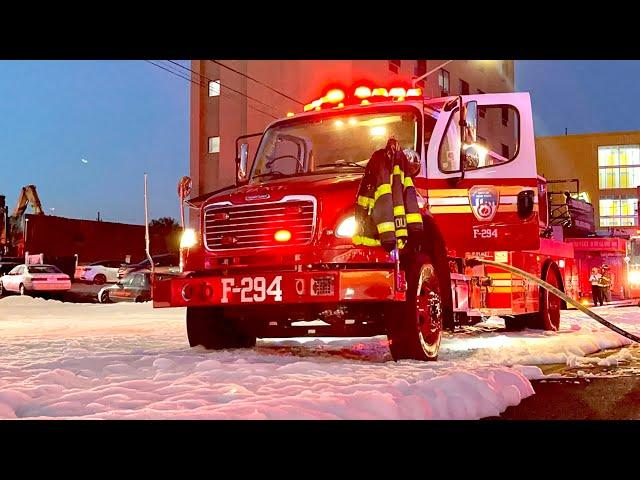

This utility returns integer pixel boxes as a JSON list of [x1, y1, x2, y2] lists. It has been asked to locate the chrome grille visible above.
[[204, 196, 316, 251]]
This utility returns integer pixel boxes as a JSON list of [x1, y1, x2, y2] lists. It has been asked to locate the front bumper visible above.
[[153, 268, 404, 308]]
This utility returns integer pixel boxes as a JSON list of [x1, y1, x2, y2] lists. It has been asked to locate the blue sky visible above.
[[0, 60, 189, 225], [1, 60, 639, 224]]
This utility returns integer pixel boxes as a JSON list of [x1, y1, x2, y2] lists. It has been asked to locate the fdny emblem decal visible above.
[[469, 186, 500, 222]]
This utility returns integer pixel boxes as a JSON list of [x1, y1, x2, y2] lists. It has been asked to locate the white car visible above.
[[0, 264, 71, 296], [74, 260, 122, 285]]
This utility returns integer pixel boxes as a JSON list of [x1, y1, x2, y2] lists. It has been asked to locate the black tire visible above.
[[99, 290, 110, 303], [420, 215, 454, 331], [0, 281, 5, 297], [186, 306, 257, 350], [526, 261, 563, 331], [93, 274, 107, 286], [385, 251, 444, 361], [19, 284, 26, 296], [503, 315, 527, 331]]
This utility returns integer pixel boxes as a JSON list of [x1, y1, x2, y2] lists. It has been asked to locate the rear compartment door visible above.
[[421, 93, 541, 254]]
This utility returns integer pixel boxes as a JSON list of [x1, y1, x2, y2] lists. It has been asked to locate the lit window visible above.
[[208, 136, 220, 153], [208, 80, 220, 97], [599, 196, 638, 227], [598, 145, 640, 189]]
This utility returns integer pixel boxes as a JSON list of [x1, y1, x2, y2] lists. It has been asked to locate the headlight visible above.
[[180, 228, 198, 249], [629, 270, 640, 285], [335, 216, 357, 238]]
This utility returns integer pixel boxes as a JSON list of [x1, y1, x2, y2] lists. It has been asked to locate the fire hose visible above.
[[467, 258, 640, 344]]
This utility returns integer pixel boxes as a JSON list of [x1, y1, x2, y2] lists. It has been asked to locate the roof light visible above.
[[274, 229, 292, 242], [335, 120, 344, 127], [371, 88, 389, 97], [325, 89, 345, 103], [360, 99, 370, 105], [406, 88, 423, 97], [354, 86, 372, 99], [348, 118, 358, 125], [286, 112, 295, 117], [370, 126, 387, 137], [389, 87, 407, 97]]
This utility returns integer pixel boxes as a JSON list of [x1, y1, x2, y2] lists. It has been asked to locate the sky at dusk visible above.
[[1, 60, 640, 225]]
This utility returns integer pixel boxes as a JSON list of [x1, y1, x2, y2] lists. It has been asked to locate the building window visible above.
[[389, 60, 401, 74], [460, 79, 469, 95], [599, 196, 638, 227], [501, 144, 509, 158], [208, 136, 220, 154], [438, 69, 450, 95], [208, 80, 220, 97], [414, 60, 427, 87], [598, 145, 640, 189], [477, 90, 486, 118], [501, 106, 509, 126]]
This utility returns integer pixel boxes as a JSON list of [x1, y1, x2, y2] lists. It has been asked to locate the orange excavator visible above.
[[0, 185, 45, 257]]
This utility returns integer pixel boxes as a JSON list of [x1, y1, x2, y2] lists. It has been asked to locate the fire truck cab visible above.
[[154, 86, 571, 361]]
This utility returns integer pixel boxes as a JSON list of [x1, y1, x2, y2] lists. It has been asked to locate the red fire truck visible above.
[[153, 87, 581, 361]]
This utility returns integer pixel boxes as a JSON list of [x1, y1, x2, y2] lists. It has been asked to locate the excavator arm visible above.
[[12, 185, 45, 218]]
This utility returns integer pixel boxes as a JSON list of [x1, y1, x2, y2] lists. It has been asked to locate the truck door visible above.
[[423, 92, 540, 254]]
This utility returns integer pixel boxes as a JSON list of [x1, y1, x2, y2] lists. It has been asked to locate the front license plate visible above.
[[220, 275, 283, 304]]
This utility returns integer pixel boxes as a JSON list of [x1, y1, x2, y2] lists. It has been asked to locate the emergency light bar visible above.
[[302, 86, 423, 113]]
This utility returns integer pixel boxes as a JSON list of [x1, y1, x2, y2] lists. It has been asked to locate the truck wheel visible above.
[[526, 261, 563, 331], [503, 315, 526, 331], [19, 284, 27, 296], [186, 306, 257, 350], [93, 274, 107, 285], [385, 252, 443, 361]]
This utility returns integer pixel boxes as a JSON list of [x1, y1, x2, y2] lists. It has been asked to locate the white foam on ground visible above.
[[1, 296, 638, 419]]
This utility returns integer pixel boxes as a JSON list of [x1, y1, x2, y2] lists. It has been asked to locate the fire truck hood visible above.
[[202, 172, 363, 206]]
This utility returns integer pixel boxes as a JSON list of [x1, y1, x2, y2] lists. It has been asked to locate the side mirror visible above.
[[236, 143, 249, 184], [461, 100, 478, 145], [459, 99, 479, 171], [403, 148, 421, 177]]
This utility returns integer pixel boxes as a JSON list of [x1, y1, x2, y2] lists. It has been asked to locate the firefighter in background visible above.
[[353, 137, 423, 252], [589, 267, 604, 307]]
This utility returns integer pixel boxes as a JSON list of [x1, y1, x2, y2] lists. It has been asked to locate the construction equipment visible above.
[[0, 185, 45, 257]]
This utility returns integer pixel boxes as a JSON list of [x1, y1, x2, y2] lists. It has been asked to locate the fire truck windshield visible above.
[[250, 108, 422, 182]]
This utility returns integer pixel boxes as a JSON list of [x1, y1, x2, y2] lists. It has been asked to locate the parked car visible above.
[[117, 253, 179, 279], [74, 260, 123, 285], [0, 261, 20, 277], [98, 270, 152, 303], [0, 264, 71, 296]]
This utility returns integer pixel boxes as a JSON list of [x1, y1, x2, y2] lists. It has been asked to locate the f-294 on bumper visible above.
[[152, 268, 406, 308]]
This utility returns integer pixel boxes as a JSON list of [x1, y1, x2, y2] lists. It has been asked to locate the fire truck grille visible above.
[[204, 198, 316, 251]]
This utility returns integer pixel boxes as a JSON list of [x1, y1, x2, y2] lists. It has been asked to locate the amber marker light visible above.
[[274, 229, 292, 242]]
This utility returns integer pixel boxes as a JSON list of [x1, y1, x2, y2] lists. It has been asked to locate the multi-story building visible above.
[[536, 130, 640, 233], [189, 60, 515, 198]]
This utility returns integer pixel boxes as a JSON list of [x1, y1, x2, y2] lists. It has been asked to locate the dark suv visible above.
[[117, 253, 179, 279]]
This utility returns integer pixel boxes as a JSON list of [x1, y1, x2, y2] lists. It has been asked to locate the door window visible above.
[[439, 104, 520, 173]]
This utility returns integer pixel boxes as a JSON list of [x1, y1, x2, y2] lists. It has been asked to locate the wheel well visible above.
[[541, 259, 566, 309]]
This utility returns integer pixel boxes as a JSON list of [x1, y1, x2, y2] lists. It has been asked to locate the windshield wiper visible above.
[[317, 162, 366, 169]]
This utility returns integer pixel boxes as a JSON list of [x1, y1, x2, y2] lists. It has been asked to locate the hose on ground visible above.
[[467, 258, 640, 344]]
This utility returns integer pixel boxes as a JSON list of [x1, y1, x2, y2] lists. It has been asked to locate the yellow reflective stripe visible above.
[[393, 205, 406, 216], [374, 183, 392, 201], [353, 235, 381, 247], [396, 228, 408, 237], [406, 213, 422, 224], [404, 176, 414, 188], [357, 195, 373, 208], [397, 238, 406, 249], [377, 222, 396, 234]]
